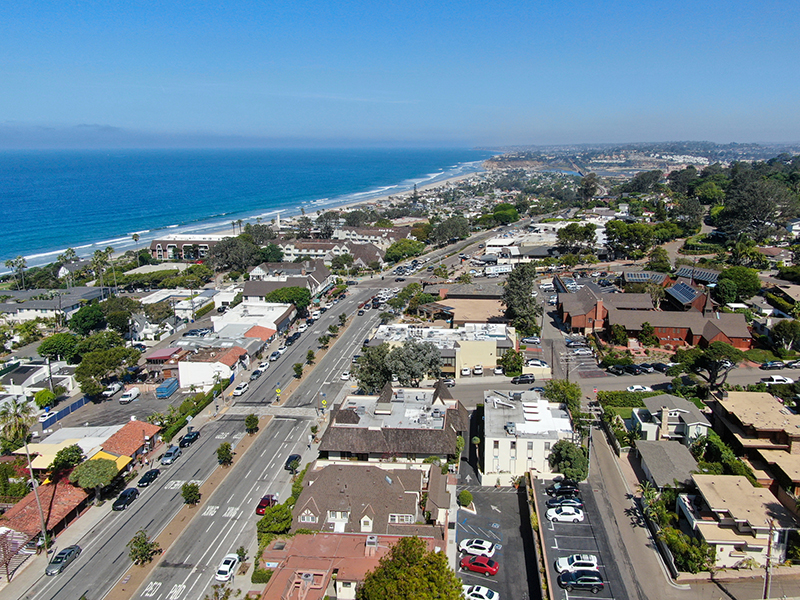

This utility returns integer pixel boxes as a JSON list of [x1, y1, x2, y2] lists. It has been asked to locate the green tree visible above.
[[69, 458, 118, 503], [384, 340, 442, 387], [216, 442, 233, 466], [578, 173, 599, 204], [181, 482, 201, 505], [144, 301, 174, 324], [33, 389, 56, 410], [432, 215, 470, 245], [259, 243, 283, 263], [69, 303, 106, 336], [352, 343, 393, 393], [327, 324, 339, 337], [772, 319, 800, 351], [502, 263, 542, 334], [317, 334, 330, 349], [638, 322, 659, 347], [75, 346, 140, 397], [256, 504, 293, 542], [293, 363, 304, 378], [432, 264, 449, 279], [610, 323, 629, 346], [331, 253, 355, 270], [48, 444, 84, 474], [671, 341, 744, 388], [338, 313, 348, 327], [207, 237, 261, 272], [717, 266, 762, 300], [646, 247, 671, 273], [659, 527, 714, 573], [127, 528, 161, 566], [492, 203, 519, 224], [306, 349, 315, 364], [38, 332, 79, 362], [544, 380, 582, 415], [712, 278, 738, 305], [357, 536, 462, 600], [245, 413, 259, 435], [457, 490, 473, 507], [385, 239, 425, 263], [498, 349, 523, 376], [262, 286, 312, 311], [548, 440, 589, 481], [456, 273, 472, 284]]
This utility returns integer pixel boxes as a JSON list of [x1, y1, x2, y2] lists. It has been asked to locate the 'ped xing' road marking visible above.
[[202, 505, 219, 517], [223, 507, 239, 518], [141, 582, 161, 597], [165, 584, 186, 600]]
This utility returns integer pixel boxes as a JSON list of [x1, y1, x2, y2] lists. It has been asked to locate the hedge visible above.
[[194, 301, 215, 319], [162, 381, 230, 442], [251, 568, 273, 584], [596, 390, 662, 408], [765, 293, 795, 316]]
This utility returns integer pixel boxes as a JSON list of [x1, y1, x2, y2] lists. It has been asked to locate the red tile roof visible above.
[[102, 420, 161, 458], [245, 326, 277, 341], [1, 478, 88, 537]]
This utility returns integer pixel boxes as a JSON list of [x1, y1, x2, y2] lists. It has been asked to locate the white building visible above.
[[211, 301, 295, 334], [482, 390, 573, 486], [177, 346, 249, 390]]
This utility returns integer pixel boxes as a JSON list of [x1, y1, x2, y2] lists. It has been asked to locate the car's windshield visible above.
[[52, 554, 66, 564]]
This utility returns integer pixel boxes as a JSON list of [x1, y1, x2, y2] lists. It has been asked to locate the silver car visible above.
[[45, 545, 81, 576]]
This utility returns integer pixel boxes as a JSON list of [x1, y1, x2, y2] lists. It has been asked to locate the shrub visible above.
[[251, 568, 273, 584], [182, 482, 200, 505], [596, 390, 659, 408], [458, 490, 473, 507]]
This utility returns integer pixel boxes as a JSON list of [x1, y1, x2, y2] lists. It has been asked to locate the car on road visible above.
[[297, 323, 308, 333], [233, 382, 249, 396], [526, 359, 548, 368], [259, 361, 270, 370], [546, 496, 584, 510], [395, 277, 406, 282], [441, 378, 456, 387], [460, 555, 499, 577], [572, 348, 593, 356], [556, 569, 604, 594], [286, 332, 301, 345], [785, 360, 800, 369], [521, 336, 540, 344], [215, 553, 240, 582], [284, 453, 302, 471], [462, 585, 500, 600], [255, 494, 279, 515], [102, 382, 123, 397], [45, 545, 81, 576], [511, 374, 536, 385], [160, 445, 182, 465], [270, 351, 281, 361], [137, 469, 161, 487], [112, 488, 139, 511], [461, 367, 471, 377], [555, 553, 599, 573], [627, 385, 653, 393], [341, 371, 350, 381], [546, 479, 579, 497], [473, 365, 484, 376], [179, 431, 200, 448], [607, 365, 625, 376], [249, 369, 263, 381], [546, 506, 585, 522], [458, 538, 496, 557], [762, 375, 794, 385], [761, 361, 785, 370], [357, 309, 365, 316]]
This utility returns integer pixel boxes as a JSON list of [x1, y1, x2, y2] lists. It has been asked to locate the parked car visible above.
[[215, 553, 240, 582], [277, 346, 288, 355], [112, 488, 139, 511], [761, 361, 785, 370], [546, 496, 584, 510], [341, 372, 350, 381], [286, 332, 301, 346], [521, 337, 541, 344], [119, 387, 141, 404], [249, 370, 263, 381], [762, 375, 795, 385], [102, 382, 123, 397], [137, 469, 161, 487], [546, 506, 585, 522], [637, 363, 655, 373], [652, 362, 670, 373], [460, 555, 499, 577], [606, 365, 625, 376], [284, 454, 302, 471], [493, 366, 504, 375], [269, 351, 281, 361], [511, 374, 536, 385], [623, 364, 643, 376], [259, 361, 270, 370], [526, 359, 549, 368], [473, 365, 484, 376], [785, 360, 800, 369], [160, 445, 182, 465], [627, 385, 653, 393], [255, 494, 279, 515], [462, 585, 500, 600], [555, 553, 599, 574], [556, 569, 604, 594], [461, 367, 471, 377], [297, 323, 308, 333], [546, 479, 579, 496], [573, 348, 593, 356], [458, 538, 496, 557], [357, 309, 365, 316], [233, 382, 249, 396], [442, 378, 456, 387], [45, 545, 81, 576], [565, 339, 588, 348], [179, 431, 200, 448]]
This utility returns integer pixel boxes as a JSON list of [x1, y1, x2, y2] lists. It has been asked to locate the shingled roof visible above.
[[102, 420, 161, 458], [1, 478, 88, 537]]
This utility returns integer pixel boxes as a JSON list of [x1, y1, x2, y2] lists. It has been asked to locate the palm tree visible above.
[[132, 234, 141, 267], [0, 397, 49, 554], [4, 259, 18, 289], [231, 221, 236, 235]]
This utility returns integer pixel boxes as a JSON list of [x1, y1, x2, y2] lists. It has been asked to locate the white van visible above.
[[119, 387, 141, 404], [311, 310, 321, 319]]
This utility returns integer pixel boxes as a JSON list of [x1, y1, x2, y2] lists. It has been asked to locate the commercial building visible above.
[[148, 234, 229, 260]]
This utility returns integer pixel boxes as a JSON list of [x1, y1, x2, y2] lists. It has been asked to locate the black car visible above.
[[652, 362, 670, 373], [112, 488, 140, 511], [761, 361, 785, 370], [284, 454, 302, 472], [546, 496, 585, 509], [546, 479, 580, 497], [624, 364, 643, 376], [557, 569, 604, 593], [607, 365, 625, 376], [395, 277, 406, 282], [286, 332, 301, 346], [357, 309, 365, 316], [137, 469, 161, 487], [179, 431, 200, 448], [511, 374, 536, 385]]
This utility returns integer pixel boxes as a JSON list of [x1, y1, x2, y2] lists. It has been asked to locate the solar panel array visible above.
[[668, 282, 700, 305], [674, 266, 719, 283], [624, 272, 651, 282]]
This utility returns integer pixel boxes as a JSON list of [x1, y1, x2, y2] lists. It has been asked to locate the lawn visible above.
[[744, 348, 798, 364], [606, 407, 633, 420]]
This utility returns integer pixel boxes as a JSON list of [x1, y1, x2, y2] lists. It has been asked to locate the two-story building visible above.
[[632, 394, 711, 446]]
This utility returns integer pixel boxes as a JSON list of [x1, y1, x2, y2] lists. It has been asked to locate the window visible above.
[[527, 442, 533, 451], [493, 440, 499, 456], [299, 513, 317, 523], [389, 514, 413, 524], [544, 442, 550, 451], [510, 440, 516, 458], [327, 510, 349, 520], [341, 582, 352, 588]]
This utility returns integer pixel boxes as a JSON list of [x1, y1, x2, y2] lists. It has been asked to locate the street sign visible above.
[[321, 399, 327, 406], [593, 387, 597, 394], [276, 388, 281, 395]]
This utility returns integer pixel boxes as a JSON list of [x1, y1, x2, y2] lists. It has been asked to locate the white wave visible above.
[[167, 224, 179, 228]]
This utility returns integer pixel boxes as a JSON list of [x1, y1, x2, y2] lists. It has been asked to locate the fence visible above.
[[39, 395, 90, 430], [636, 496, 680, 579]]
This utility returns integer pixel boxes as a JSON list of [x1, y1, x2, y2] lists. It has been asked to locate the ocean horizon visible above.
[[0, 148, 494, 269]]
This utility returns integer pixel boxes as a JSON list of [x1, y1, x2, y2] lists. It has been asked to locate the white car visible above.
[[762, 375, 794, 385], [462, 584, 500, 600], [493, 366, 504, 375], [627, 385, 653, 393], [215, 553, 240, 582], [461, 367, 471, 376], [341, 372, 350, 381], [259, 361, 270, 370], [473, 365, 484, 376], [38, 411, 54, 423], [277, 346, 288, 355], [458, 539, 496, 557], [546, 506, 585, 523], [233, 382, 249, 396], [555, 553, 599, 573], [526, 359, 549, 368], [572, 348, 593, 356], [297, 323, 308, 333]]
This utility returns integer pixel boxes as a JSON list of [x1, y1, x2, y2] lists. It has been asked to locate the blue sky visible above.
[[2, 0, 799, 147]]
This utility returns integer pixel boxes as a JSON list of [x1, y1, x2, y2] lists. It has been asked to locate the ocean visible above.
[[0, 148, 494, 268]]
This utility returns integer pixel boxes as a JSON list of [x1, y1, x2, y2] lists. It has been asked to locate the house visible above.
[[319, 382, 468, 463], [481, 390, 573, 486], [257, 533, 443, 600], [677, 474, 797, 568], [605, 307, 753, 349], [243, 259, 333, 298], [558, 286, 653, 334], [673, 266, 720, 285], [663, 282, 717, 313], [101, 419, 161, 461], [787, 218, 800, 237], [56, 259, 92, 281], [0, 360, 76, 398], [148, 234, 228, 260], [292, 464, 425, 534], [0, 478, 89, 540], [632, 394, 711, 446], [635, 440, 698, 490], [330, 226, 413, 249], [0, 287, 107, 324], [276, 241, 384, 267], [757, 247, 792, 267], [177, 346, 248, 389]]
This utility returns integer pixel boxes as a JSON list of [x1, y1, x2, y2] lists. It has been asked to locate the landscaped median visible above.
[[104, 413, 273, 600]]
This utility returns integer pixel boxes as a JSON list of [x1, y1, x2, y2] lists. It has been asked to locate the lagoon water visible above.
[[0, 148, 493, 266]]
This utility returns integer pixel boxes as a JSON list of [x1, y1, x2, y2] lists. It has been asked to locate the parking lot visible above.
[[534, 479, 624, 600], [456, 485, 539, 600]]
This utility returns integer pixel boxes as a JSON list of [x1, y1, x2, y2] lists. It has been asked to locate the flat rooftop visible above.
[[372, 323, 512, 350], [484, 390, 572, 439], [339, 387, 452, 431], [717, 391, 800, 434], [693, 474, 797, 530]]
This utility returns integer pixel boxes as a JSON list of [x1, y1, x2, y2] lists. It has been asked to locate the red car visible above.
[[255, 494, 278, 515], [460, 555, 499, 577]]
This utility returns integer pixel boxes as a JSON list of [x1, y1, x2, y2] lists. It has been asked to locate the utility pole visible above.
[[763, 518, 774, 599]]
